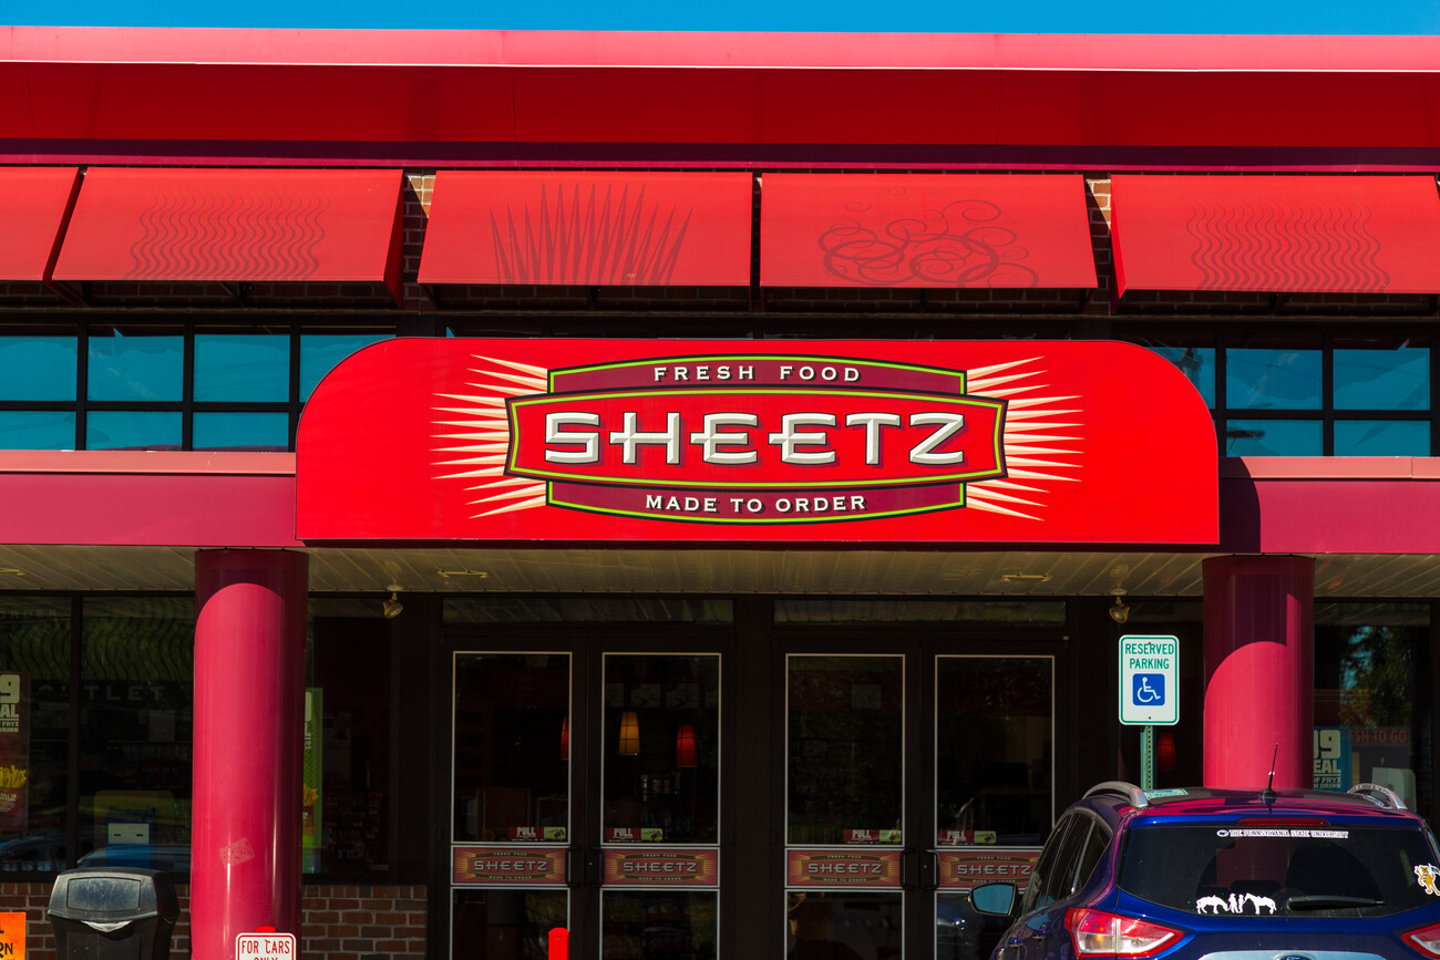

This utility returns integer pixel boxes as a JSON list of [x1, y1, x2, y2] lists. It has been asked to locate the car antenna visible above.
[[1260, 744, 1279, 805]]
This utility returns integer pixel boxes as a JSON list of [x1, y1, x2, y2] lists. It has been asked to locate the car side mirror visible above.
[[970, 881, 1018, 917]]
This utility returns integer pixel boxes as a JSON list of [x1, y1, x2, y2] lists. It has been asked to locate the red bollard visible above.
[[548, 927, 570, 960]]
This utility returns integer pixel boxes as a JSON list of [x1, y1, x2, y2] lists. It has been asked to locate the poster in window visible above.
[[0, 673, 28, 831]]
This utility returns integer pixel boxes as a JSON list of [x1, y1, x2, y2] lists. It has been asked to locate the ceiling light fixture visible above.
[[1109, 594, 1131, 625], [1000, 573, 1052, 583], [436, 569, 490, 579], [382, 583, 405, 619]]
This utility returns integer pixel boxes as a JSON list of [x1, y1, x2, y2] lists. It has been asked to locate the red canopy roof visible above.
[[0, 167, 79, 281], [419, 172, 752, 285], [52, 168, 405, 301], [1112, 175, 1440, 294], [761, 174, 1097, 288]]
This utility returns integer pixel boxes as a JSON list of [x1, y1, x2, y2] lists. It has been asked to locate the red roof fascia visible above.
[[4, 29, 1440, 151]]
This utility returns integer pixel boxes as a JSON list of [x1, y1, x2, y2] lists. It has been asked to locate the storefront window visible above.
[[603, 655, 720, 845], [0, 598, 71, 873], [453, 653, 570, 845], [1313, 603, 1432, 816], [86, 411, 184, 451], [310, 603, 393, 873], [1224, 419, 1323, 456], [192, 412, 290, 451], [0, 411, 75, 450], [80, 597, 193, 874], [1148, 345, 1216, 407], [1333, 421, 1430, 456]]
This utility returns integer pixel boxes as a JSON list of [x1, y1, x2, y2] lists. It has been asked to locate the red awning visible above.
[[0, 167, 80, 281], [760, 174, 1098, 288], [418, 172, 752, 286], [1112, 175, 1440, 295], [52, 168, 405, 301]]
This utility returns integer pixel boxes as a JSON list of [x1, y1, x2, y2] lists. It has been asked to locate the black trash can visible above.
[[47, 867, 179, 960]]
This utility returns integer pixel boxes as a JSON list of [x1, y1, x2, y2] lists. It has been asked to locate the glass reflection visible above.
[[1226, 348, 1322, 410], [0, 412, 75, 450], [86, 330, 183, 402], [1149, 346, 1215, 408], [194, 334, 289, 402], [453, 888, 567, 960], [787, 656, 902, 846], [603, 655, 719, 844], [86, 412, 182, 451], [0, 336, 77, 401], [602, 891, 717, 960], [192, 412, 290, 451], [453, 654, 569, 844], [1334, 420, 1429, 456], [1334, 348, 1430, 411], [1223, 419, 1322, 456], [785, 893, 899, 960]]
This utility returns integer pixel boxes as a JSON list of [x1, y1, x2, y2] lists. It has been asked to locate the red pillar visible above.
[[1202, 555, 1314, 789], [193, 550, 308, 960]]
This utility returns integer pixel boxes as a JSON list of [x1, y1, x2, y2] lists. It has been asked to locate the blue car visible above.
[[971, 781, 1440, 960]]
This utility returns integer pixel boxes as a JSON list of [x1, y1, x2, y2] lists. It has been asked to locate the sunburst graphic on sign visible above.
[[430, 354, 1081, 522]]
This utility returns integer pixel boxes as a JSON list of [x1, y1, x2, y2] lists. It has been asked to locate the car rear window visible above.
[[1118, 821, 1440, 918]]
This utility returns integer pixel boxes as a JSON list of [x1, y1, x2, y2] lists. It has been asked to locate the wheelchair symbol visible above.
[[1133, 673, 1165, 705]]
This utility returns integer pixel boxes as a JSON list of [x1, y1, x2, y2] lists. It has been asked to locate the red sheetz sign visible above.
[[506, 356, 1004, 523], [296, 339, 1218, 544]]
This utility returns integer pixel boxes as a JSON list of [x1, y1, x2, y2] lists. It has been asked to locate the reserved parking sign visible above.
[[1118, 634, 1179, 725], [236, 932, 295, 960]]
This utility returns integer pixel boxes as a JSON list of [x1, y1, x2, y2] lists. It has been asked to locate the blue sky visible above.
[[10, 0, 1440, 33]]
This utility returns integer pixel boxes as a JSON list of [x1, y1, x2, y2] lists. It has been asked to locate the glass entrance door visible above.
[[449, 648, 723, 960], [784, 651, 1054, 960]]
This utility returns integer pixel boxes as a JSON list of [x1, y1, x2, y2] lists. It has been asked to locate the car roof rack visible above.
[[1083, 781, 1149, 809], [1348, 782, 1408, 811]]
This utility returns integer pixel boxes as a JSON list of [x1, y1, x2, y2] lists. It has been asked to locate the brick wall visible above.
[[0, 882, 426, 960]]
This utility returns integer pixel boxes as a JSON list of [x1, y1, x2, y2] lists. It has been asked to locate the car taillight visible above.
[[1404, 921, 1440, 958], [1067, 908, 1182, 957]]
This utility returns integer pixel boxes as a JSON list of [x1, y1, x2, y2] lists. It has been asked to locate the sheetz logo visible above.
[[433, 353, 1081, 525]]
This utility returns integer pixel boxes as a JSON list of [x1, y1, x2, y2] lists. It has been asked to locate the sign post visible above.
[[1119, 635, 1180, 790]]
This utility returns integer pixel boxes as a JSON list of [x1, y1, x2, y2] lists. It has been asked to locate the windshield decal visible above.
[[1216, 828, 1349, 839], [1416, 864, 1440, 895], [1195, 892, 1278, 915]]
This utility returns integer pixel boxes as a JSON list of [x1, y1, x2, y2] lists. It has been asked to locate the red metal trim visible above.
[[0, 450, 297, 475], [8, 28, 1440, 72], [5, 30, 1440, 153]]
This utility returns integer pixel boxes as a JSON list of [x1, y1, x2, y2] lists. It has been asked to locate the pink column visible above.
[[1202, 555, 1314, 789], [192, 550, 308, 960]]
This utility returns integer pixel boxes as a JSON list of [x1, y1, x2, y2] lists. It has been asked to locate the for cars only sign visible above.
[[1119, 635, 1179, 725], [236, 932, 295, 960]]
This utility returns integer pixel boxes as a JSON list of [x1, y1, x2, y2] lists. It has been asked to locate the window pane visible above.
[[0, 598, 71, 873], [1334, 421, 1430, 457], [1314, 603, 1430, 812], [194, 334, 289, 402], [937, 657, 1053, 847], [453, 890, 567, 960], [1335, 348, 1430, 411], [0, 412, 76, 450], [86, 412, 182, 451], [788, 655, 902, 845], [79, 597, 193, 875], [192, 412, 289, 451], [0, 336, 77, 401], [786, 893, 900, 960], [1149, 346, 1215, 408], [605, 890, 717, 960], [299, 334, 390, 401], [1226, 348, 1322, 409], [604, 654, 720, 845], [454, 654, 570, 844], [311, 612, 392, 873], [1224, 419, 1322, 456], [87, 331, 183, 402]]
